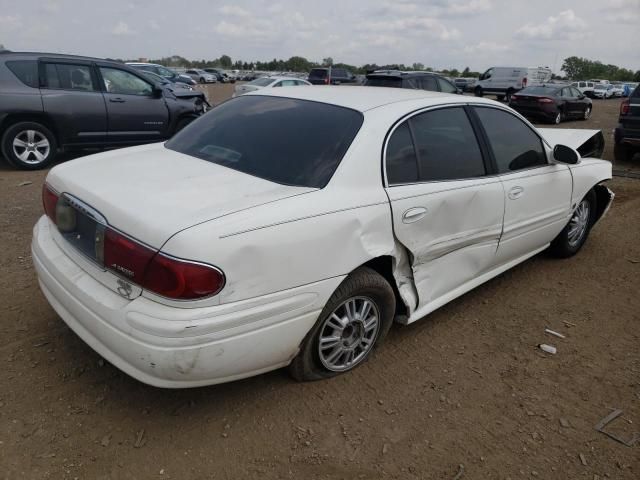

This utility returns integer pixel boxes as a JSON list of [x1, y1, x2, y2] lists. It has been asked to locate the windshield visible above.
[[165, 96, 364, 188], [594, 85, 606, 90]]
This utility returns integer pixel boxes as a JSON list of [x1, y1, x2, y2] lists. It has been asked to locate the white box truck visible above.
[[474, 66, 553, 101]]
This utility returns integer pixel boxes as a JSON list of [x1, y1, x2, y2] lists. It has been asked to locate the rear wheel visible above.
[[505, 89, 515, 102], [289, 267, 395, 381], [496, 94, 505, 101], [549, 190, 596, 258], [553, 110, 563, 124], [1, 121, 57, 170], [614, 142, 634, 162]]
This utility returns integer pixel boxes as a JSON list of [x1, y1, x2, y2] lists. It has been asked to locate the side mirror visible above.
[[152, 85, 163, 97], [553, 144, 580, 165]]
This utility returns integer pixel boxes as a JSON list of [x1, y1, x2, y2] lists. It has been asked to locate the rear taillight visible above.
[[324, 77, 329, 85], [102, 228, 225, 300], [510, 95, 519, 101], [143, 254, 225, 300], [620, 99, 630, 115], [41, 183, 225, 300], [522, 77, 527, 87], [103, 228, 155, 285], [538, 97, 554, 104], [42, 183, 59, 221]]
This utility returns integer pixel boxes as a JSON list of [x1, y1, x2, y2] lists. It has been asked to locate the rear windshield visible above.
[[6, 60, 39, 88], [165, 96, 364, 188], [519, 86, 559, 95], [365, 77, 402, 88], [309, 69, 328, 78], [248, 77, 275, 87]]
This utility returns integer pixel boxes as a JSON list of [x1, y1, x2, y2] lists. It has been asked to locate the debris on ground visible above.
[[545, 328, 566, 339], [594, 409, 640, 447], [18, 181, 33, 187], [579, 453, 587, 466], [452, 464, 465, 480], [538, 344, 557, 354]]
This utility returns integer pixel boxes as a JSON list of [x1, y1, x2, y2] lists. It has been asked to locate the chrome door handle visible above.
[[402, 207, 428, 224], [508, 186, 524, 200], [109, 97, 125, 103]]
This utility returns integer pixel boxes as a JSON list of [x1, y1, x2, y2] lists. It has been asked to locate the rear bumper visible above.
[[32, 216, 342, 388], [614, 124, 640, 146]]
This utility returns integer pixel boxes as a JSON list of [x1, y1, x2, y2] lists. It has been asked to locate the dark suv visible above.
[[0, 52, 209, 169], [307, 68, 358, 85], [614, 85, 640, 161], [364, 71, 460, 94]]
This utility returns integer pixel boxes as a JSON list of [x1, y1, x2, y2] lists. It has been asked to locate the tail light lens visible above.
[[510, 95, 519, 101], [522, 77, 527, 87], [621, 99, 630, 115], [42, 183, 59, 221], [538, 97, 554, 104], [143, 254, 225, 300], [41, 182, 225, 300], [324, 77, 329, 85]]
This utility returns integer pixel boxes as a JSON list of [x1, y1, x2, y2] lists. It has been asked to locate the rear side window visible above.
[[165, 96, 363, 188], [386, 123, 418, 185], [385, 107, 485, 185], [475, 107, 547, 173], [411, 108, 485, 181], [418, 76, 438, 91], [44, 63, 95, 91], [6, 60, 39, 88]]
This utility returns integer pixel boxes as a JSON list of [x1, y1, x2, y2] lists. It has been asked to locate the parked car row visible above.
[[508, 85, 592, 124], [614, 84, 640, 161]]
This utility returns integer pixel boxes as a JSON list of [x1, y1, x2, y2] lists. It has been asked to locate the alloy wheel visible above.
[[584, 107, 591, 120], [318, 296, 380, 372], [12, 130, 50, 165], [567, 200, 590, 247]]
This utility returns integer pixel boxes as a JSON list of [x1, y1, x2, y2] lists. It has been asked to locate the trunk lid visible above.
[[46, 143, 316, 248]]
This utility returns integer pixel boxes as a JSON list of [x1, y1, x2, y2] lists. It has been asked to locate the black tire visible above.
[[581, 105, 592, 121], [613, 142, 634, 162], [496, 95, 505, 101], [505, 89, 515, 102], [549, 189, 597, 258], [199, 77, 205, 84], [289, 267, 396, 382], [1, 121, 57, 170], [474, 87, 483, 97], [552, 109, 563, 125]]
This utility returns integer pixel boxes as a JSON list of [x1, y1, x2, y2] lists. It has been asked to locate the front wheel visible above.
[[289, 267, 395, 381], [549, 190, 596, 258], [1, 121, 57, 170], [474, 87, 483, 97], [582, 105, 591, 120]]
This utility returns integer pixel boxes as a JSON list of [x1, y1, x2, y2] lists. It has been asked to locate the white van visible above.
[[475, 66, 553, 101], [571, 81, 595, 97]]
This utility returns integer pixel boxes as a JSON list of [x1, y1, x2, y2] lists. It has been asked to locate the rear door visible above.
[[384, 106, 504, 308], [39, 59, 107, 145], [472, 106, 572, 265], [97, 65, 170, 142]]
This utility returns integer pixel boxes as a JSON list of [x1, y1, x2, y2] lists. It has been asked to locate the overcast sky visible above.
[[1, 0, 638, 73]]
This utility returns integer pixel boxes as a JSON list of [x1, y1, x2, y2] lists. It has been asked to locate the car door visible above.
[[39, 59, 107, 145], [571, 87, 588, 115], [384, 106, 505, 308], [472, 106, 572, 265], [97, 66, 170, 142]]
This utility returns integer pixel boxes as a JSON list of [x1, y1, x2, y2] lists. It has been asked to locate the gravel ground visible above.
[[0, 84, 638, 479]]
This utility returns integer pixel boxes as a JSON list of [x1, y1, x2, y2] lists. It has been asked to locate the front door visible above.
[[472, 106, 573, 265], [384, 107, 505, 310], [97, 66, 169, 143]]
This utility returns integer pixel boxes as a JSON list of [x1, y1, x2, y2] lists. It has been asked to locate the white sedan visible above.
[[33, 87, 613, 388], [232, 76, 311, 97]]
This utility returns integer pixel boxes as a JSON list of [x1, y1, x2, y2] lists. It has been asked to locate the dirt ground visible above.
[[0, 85, 639, 479]]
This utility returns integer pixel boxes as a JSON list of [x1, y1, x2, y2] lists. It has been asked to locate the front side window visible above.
[[165, 96, 363, 188], [6, 60, 39, 88], [44, 63, 95, 91], [437, 77, 458, 93], [571, 87, 582, 97], [100, 68, 152, 95], [474, 107, 547, 173]]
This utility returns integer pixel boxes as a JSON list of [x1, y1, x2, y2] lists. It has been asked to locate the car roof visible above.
[[245, 85, 487, 112], [366, 70, 438, 78], [1, 51, 122, 65]]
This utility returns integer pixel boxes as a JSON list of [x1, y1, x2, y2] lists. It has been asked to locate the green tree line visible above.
[[561, 56, 639, 82]]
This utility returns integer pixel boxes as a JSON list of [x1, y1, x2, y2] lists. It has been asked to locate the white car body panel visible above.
[[232, 76, 311, 97], [537, 128, 601, 151], [33, 87, 613, 387]]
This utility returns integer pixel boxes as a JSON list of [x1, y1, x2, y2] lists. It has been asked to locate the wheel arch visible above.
[[0, 113, 59, 144]]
